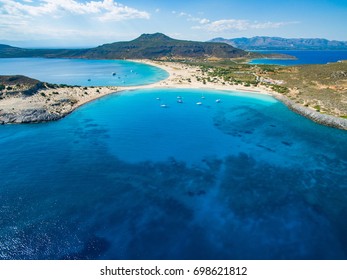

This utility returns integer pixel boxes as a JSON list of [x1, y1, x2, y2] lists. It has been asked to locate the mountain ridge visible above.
[[209, 36, 347, 50]]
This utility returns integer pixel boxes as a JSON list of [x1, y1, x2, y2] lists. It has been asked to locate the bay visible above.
[[1, 88, 347, 260]]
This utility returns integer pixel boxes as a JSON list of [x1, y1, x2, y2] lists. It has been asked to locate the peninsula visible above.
[[1, 33, 346, 129]]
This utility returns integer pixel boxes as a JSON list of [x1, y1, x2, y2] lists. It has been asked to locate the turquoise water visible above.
[[250, 50, 347, 65], [1, 88, 347, 260], [0, 58, 168, 86]]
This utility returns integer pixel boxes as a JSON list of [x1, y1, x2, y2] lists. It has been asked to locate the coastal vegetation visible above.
[[179, 59, 347, 118], [0, 75, 44, 96]]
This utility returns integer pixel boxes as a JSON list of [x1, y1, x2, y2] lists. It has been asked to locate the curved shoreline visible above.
[[272, 93, 347, 130], [125, 59, 347, 130], [1, 59, 347, 130]]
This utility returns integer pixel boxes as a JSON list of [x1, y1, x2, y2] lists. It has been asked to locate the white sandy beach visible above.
[[0, 59, 273, 124], [122, 59, 272, 95]]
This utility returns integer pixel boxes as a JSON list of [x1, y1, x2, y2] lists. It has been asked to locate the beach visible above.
[[0, 60, 269, 124], [124, 59, 271, 94], [1, 59, 347, 129]]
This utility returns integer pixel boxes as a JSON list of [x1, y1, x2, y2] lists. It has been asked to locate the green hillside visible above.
[[81, 33, 248, 59], [0, 33, 248, 59]]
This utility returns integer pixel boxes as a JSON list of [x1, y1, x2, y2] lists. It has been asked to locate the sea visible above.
[[0, 57, 347, 260], [0, 58, 168, 86], [249, 50, 347, 65]]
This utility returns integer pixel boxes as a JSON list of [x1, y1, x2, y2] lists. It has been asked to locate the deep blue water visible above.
[[1, 88, 347, 260], [250, 50, 347, 65], [0, 58, 168, 86]]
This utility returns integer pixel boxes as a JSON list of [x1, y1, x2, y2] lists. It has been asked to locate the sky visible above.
[[0, 0, 346, 47]]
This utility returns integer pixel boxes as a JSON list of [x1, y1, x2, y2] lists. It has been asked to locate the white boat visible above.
[[156, 97, 161, 100], [216, 99, 221, 103], [196, 102, 202, 105], [160, 104, 168, 108], [177, 99, 183, 103]]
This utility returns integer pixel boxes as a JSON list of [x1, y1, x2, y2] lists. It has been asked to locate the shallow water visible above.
[[1, 88, 347, 259], [0, 58, 168, 86]]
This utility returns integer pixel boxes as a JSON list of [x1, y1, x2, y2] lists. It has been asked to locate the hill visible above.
[[0, 33, 248, 59], [81, 33, 248, 59], [209, 37, 347, 50], [0, 75, 45, 96]]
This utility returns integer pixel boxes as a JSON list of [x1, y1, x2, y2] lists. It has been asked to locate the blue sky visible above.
[[0, 0, 346, 47]]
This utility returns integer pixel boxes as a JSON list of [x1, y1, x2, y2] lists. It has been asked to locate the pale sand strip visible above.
[[120, 59, 271, 95]]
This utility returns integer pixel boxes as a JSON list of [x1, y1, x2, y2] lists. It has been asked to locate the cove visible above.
[[0, 88, 347, 260]]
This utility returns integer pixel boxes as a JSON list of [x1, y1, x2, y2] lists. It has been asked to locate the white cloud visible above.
[[199, 18, 210, 24], [173, 11, 298, 33], [0, 0, 151, 45], [192, 18, 299, 32], [175, 11, 209, 25], [0, 0, 150, 21]]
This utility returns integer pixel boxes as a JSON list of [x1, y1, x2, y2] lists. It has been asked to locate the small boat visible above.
[[130, 70, 134, 73], [156, 97, 161, 100], [196, 102, 202, 105], [216, 99, 221, 103], [112, 72, 116, 76], [177, 99, 183, 103], [177, 96, 182, 99], [87, 79, 91, 81], [160, 104, 168, 108], [201, 95, 205, 99]]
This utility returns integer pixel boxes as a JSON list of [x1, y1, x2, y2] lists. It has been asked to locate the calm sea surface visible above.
[[0, 58, 168, 86], [1, 59, 347, 260], [250, 50, 347, 65]]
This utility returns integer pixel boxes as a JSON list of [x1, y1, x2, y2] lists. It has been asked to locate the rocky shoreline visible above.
[[0, 85, 117, 125], [273, 93, 347, 130], [0, 109, 61, 124]]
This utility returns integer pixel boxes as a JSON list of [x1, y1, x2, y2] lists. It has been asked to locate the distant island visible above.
[[209, 36, 347, 50]]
